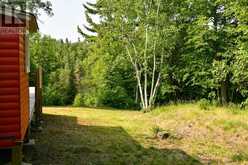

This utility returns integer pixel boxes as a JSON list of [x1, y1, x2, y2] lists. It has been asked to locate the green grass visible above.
[[25, 104, 248, 164]]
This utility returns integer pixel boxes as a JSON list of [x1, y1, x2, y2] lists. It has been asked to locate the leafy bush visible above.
[[83, 93, 99, 107], [73, 94, 84, 107], [198, 99, 210, 110], [211, 100, 220, 107], [240, 98, 248, 109]]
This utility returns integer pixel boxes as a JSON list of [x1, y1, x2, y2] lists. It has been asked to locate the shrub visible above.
[[198, 99, 210, 110], [73, 94, 84, 107], [240, 98, 248, 109], [83, 94, 99, 107], [211, 100, 220, 107]]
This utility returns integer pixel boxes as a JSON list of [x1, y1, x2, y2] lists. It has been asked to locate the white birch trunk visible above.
[[144, 27, 149, 109], [125, 0, 162, 110]]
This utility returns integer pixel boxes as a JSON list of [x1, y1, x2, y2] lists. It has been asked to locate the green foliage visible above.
[[29, 0, 248, 109], [240, 99, 248, 110], [198, 99, 211, 110], [43, 68, 76, 105], [73, 94, 84, 107], [30, 34, 87, 106]]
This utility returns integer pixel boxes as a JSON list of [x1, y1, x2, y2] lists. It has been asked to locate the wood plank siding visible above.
[[19, 34, 29, 140], [0, 10, 38, 150], [0, 33, 29, 147], [0, 34, 21, 147]]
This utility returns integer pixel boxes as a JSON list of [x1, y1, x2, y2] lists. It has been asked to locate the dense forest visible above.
[[29, 0, 248, 110]]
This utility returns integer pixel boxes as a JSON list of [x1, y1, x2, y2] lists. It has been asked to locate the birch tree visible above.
[[80, 0, 178, 110], [121, 0, 178, 110]]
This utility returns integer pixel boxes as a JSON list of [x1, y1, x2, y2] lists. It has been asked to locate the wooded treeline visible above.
[[30, 0, 248, 110]]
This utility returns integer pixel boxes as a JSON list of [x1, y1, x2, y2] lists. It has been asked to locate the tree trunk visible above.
[[135, 84, 139, 104], [220, 81, 228, 105]]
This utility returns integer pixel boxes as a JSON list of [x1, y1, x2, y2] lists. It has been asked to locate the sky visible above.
[[39, 0, 96, 42]]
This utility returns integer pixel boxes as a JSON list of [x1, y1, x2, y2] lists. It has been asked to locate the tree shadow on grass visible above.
[[1, 113, 203, 165]]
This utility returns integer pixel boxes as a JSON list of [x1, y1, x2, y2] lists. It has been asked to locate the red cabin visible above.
[[0, 7, 38, 150]]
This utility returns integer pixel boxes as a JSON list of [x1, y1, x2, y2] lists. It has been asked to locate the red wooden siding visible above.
[[0, 10, 38, 149], [0, 34, 21, 147], [19, 34, 29, 140]]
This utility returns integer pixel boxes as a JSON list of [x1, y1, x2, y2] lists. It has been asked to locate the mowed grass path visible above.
[[27, 105, 248, 165]]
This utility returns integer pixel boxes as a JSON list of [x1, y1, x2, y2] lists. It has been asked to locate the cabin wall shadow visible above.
[[1, 113, 203, 165]]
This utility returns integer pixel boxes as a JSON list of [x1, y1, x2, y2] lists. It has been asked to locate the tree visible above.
[[27, 0, 248, 109], [122, 0, 179, 110], [30, 34, 88, 106], [181, 0, 244, 105], [80, 0, 181, 110], [228, 0, 248, 105]]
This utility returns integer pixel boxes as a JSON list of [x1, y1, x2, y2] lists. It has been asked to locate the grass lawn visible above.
[[25, 104, 248, 165]]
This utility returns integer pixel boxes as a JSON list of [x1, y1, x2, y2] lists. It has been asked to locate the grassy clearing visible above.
[[25, 104, 248, 164]]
